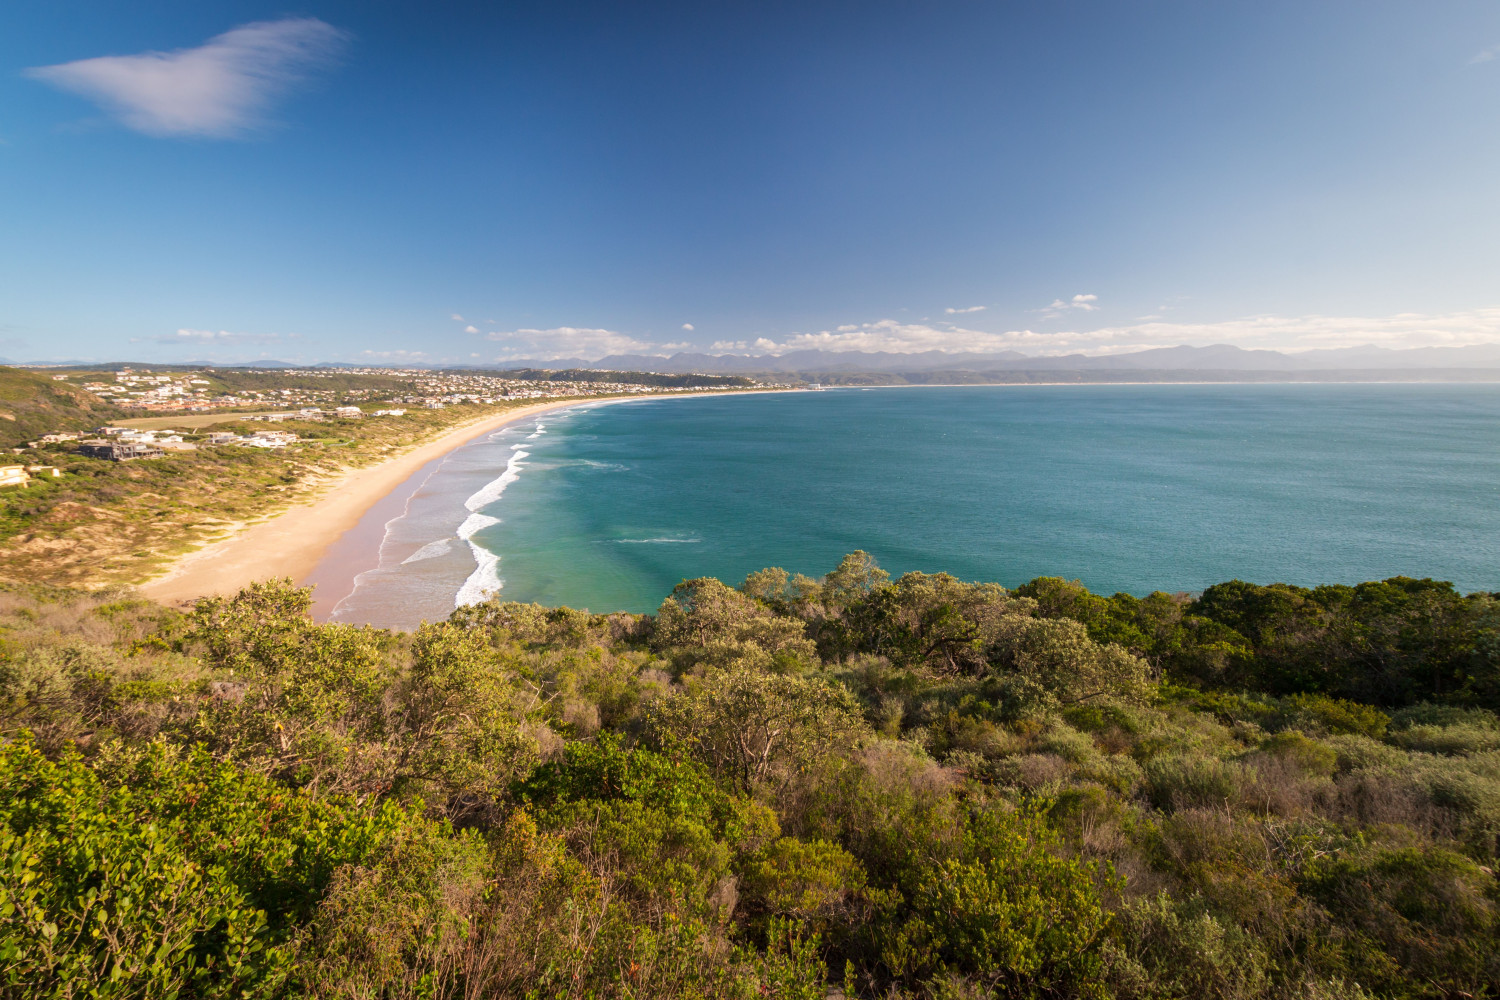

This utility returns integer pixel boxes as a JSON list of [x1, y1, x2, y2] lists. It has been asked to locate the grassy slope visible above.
[[0, 366, 125, 447]]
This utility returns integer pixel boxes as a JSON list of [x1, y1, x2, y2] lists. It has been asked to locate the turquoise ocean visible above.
[[321, 385, 1500, 628]]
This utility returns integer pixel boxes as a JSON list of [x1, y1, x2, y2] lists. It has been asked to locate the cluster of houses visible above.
[[205, 429, 299, 449], [247, 405, 379, 422], [0, 464, 63, 488], [58, 368, 417, 414], [24, 423, 308, 463]]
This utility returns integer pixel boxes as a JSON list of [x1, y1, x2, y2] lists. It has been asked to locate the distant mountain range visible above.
[[488, 343, 1500, 375]]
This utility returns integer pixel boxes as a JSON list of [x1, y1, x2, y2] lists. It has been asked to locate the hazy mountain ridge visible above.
[[490, 342, 1500, 375]]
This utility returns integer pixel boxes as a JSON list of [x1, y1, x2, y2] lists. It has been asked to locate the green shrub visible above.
[[1323, 734, 1407, 773], [1170, 687, 1280, 727], [1389, 723, 1500, 756], [517, 733, 737, 832], [1062, 701, 1144, 735], [739, 836, 866, 933], [1144, 754, 1247, 810], [1037, 720, 1103, 765], [5, 566, 1500, 999], [517, 735, 777, 920], [1256, 731, 1338, 778], [0, 737, 434, 999], [1106, 891, 1270, 1000], [1389, 703, 1500, 730], [644, 664, 867, 792], [1304, 847, 1500, 995], [877, 805, 1118, 998], [1276, 693, 1390, 739]]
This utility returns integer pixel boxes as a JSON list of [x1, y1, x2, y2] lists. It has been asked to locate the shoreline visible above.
[[137, 392, 748, 607]]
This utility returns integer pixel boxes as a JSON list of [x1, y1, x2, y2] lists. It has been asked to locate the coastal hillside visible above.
[[3, 556, 1497, 998], [0, 366, 123, 447]]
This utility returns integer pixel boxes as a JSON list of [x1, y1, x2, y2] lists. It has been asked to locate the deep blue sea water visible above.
[[325, 385, 1500, 627]]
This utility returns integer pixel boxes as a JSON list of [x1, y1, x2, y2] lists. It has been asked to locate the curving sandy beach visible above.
[[137, 396, 685, 606]]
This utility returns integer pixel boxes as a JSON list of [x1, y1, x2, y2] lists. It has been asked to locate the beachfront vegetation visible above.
[[3, 557, 1498, 998]]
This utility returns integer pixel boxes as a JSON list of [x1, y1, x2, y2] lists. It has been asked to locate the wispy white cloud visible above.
[[1039, 293, 1099, 318], [736, 308, 1500, 357], [1470, 44, 1499, 65], [464, 325, 479, 334], [682, 323, 695, 331], [361, 348, 428, 360], [484, 326, 660, 361], [743, 321, 1011, 356], [450, 313, 465, 322], [140, 328, 284, 345], [945, 305, 987, 314], [25, 17, 347, 138]]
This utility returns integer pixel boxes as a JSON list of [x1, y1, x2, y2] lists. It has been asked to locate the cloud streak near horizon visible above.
[[25, 17, 347, 138], [740, 308, 1500, 358], [484, 326, 661, 362], [480, 308, 1500, 361], [137, 328, 286, 345]]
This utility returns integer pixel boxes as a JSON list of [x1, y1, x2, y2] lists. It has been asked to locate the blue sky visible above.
[[3, 1, 1499, 364]]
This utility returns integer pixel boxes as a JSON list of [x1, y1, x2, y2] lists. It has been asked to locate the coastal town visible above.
[[1, 366, 759, 477], [46, 366, 748, 414]]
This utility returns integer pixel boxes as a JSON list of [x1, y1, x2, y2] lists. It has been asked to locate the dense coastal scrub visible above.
[[2, 557, 1498, 998]]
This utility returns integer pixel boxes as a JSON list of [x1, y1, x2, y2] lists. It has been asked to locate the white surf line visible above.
[[453, 420, 553, 607], [331, 423, 515, 617]]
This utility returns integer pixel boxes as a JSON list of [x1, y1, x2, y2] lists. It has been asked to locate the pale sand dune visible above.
[[139, 397, 634, 606]]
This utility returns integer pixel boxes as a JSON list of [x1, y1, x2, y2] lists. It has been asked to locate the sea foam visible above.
[[454, 444, 531, 607], [401, 537, 454, 564]]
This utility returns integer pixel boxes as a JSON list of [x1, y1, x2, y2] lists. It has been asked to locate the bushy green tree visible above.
[[876, 805, 1118, 998], [189, 580, 391, 792], [653, 576, 817, 669], [839, 572, 1028, 674], [986, 615, 1155, 709], [385, 621, 540, 810], [646, 665, 867, 792], [0, 736, 445, 999]]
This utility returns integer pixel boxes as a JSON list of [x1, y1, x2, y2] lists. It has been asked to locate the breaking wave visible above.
[[454, 446, 530, 607], [401, 537, 453, 564]]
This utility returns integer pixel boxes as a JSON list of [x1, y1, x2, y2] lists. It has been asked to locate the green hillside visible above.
[[0, 366, 123, 447]]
